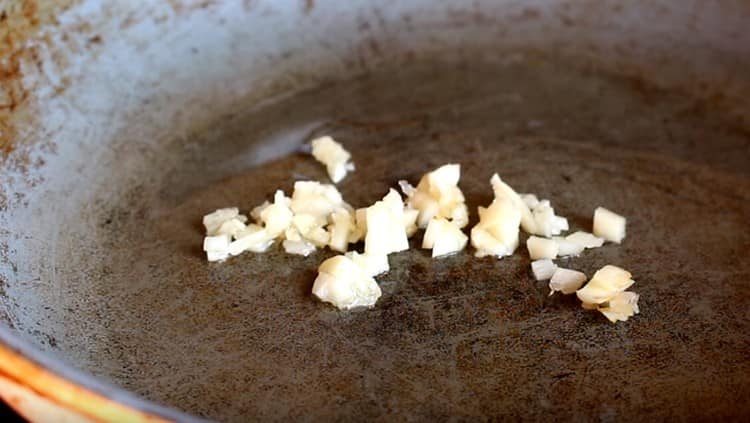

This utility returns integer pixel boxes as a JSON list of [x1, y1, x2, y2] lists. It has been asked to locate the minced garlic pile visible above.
[[202, 135, 639, 322]]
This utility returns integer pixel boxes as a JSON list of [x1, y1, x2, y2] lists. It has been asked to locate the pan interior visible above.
[[16, 56, 750, 420]]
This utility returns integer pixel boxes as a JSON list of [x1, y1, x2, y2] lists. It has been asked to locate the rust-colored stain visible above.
[[0, 1, 77, 156]]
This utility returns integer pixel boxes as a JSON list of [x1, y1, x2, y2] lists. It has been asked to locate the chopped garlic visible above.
[[290, 181, 347, 218], [312, 255, 382, 309], [490, 174, 537, 234], [203, 207, 243, 236], [328, 208, 355, 252], [310, 136, 355, 183], [284, 226, 302, 242], [593, 207, 626, 243], [527, 199, 568, 237], [400, 164, 469, 229], [259, 190, 293, 237], [228, 225, 274, 255], [292, 213, 326, 237], [282, 239, 316, 256], [597, 291, 640, 322], [565, 231, 604, 249], [250, 201, 270, 223], [403, 207, 419, 237], [531, 259, 557, 281], [348, 208, 368, 244], [527, 236, 559, 260], [471, 197, 521, 258], [552, 237, 585, 257], [521, 193, 540, 209], [216, 218, 247, 238], [203, 234, 232, 262], [345, 251, 389, 277], [549, 268, 587, 295], [576, 265, 634, 304], [364, 189, 409, 256], [304, 226, 330, 247], [422, 218, 468, 258]]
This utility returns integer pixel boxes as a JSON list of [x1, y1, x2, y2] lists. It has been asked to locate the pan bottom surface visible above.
[[61, 57, 749, 421]]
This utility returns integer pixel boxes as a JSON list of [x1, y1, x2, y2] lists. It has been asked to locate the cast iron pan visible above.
[[78, 57, 749, 421]]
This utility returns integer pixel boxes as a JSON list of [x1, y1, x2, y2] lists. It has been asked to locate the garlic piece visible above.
[[348, 208, 368, 244], [203, 207, 243, 236], [520, 193, 540, 209], [530, 199, 569, 237], [312, 255, 382, 309], [593, 207, 626, 244], [422, 218, 468, 258], [527, 236, 559, 260], [228, 225, 274, 255], [597, 291, 640, 323], [490, 174, 537, 234], [364, 189, 409, 256], [250, 201, 270, 223], [576, 265, 634, 304], [549, 268, 587, 295], [531, 259, 557, 281], [215, 218, 247, 238], [471, 197, 522, 258], [203, 234, 232, 262], [345, 251, 389, 277], [310, 136, 355, 183], [290, 181, 347, 218], [282, 239, 316, 256], [327, 208, 355, 252], [400, 164, 469, 229], [565, 231, 604, 249], [403, 207, 420, 238], [552, 237, 585, 257], [259, 190, 293, 237]]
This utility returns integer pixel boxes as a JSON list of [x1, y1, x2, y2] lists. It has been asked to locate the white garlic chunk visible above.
[[312, 255, 382, 309], [282, 239, 316, 256], [290, 181, 346, 218], [364, 189, 409, 256], [565, 231, 604, 249], [549, 268, 587, 295], [345, 251, 390, 277], [576, 265, 634, 304], [403, 207, 420, 238], [203, 207, 242, 236], [597, 291, 640, 323], [206, 250, 230, 262], [310, 136, 355, 183], [203, 234, 231, 252], [531, 259, 557, 281], [401, 164, 468, 229], [327, 208, 355, 252], [526, 236, 559, 260], [490, 174, 537, 234], [260, 190, 293, 237], [520, 193, 540, 209], [228, 225, 274, 255], [215, 218, 247, 238], [471, 197, 521, 258], [423, 218, 468, 258], [250, 201, 270, 223], [552, 237, 585, 257], [593, 207, 627, 244]]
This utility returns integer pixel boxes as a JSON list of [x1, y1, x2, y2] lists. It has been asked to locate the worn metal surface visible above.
[[1, 0, 749, 421]]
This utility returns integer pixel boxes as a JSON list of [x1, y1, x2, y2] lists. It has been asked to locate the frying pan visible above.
[[1, 0, 749, 421]]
